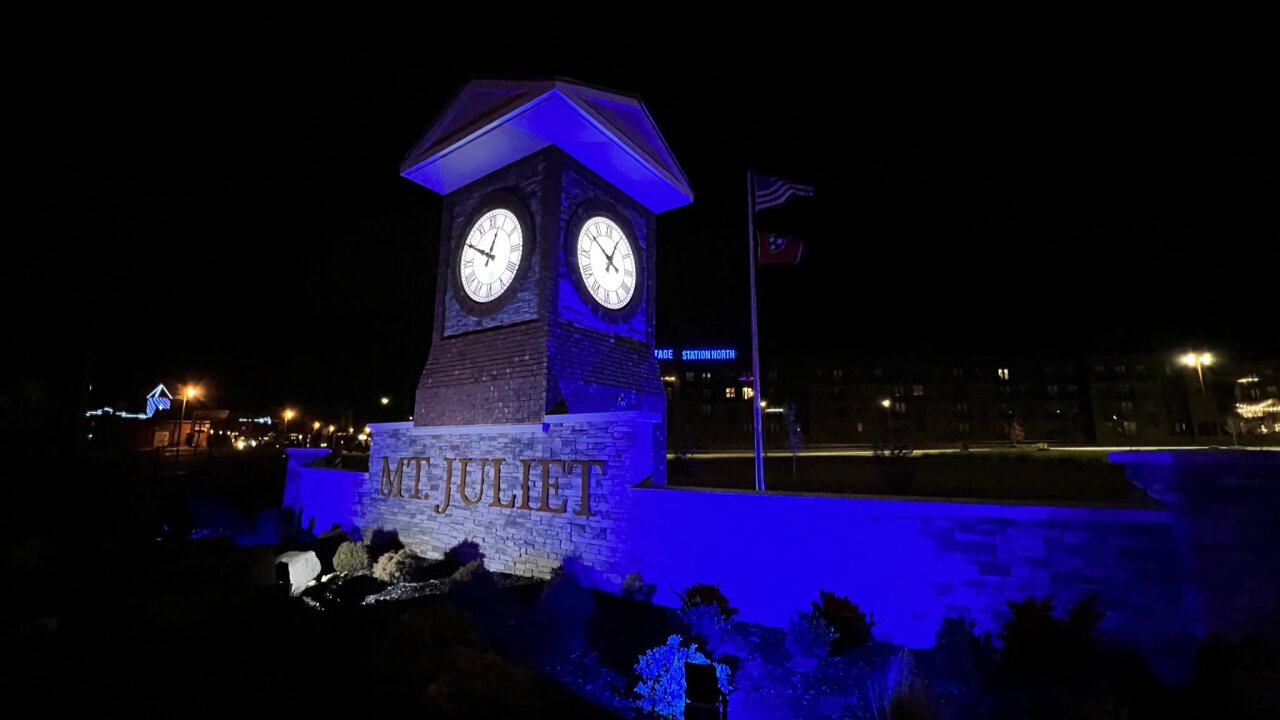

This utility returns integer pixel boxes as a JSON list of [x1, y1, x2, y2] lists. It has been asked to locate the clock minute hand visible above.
[[466, 243, 495, 261], [486, 231, 498, 267], [592, 237, 619, 273]]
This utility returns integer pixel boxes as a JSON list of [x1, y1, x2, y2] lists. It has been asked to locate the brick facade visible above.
[[360, 413, 664, 582], [415, 147, 664, 426]]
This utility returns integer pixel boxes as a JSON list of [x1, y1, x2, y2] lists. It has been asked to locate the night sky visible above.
[[10, 24, 1276, 421]]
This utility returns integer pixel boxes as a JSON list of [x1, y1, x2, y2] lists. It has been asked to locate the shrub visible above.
[[536, 569, 594, 652], [372, 548, 429, 584], [332, 541, 370, 574], [622, 571, 655, 602], [366, 527, 403, 561], [681, 603, 731, 650], [998, 594, 1102, 688], [677, 583, 738, 619], [815, 590, 875, 651], [428, 647, 538, 715], [849, 649, 939, 720], [933, 616, 994, 678], [450, 559, 489, 583], [634, 635, 731, 719], [445, 539, 484, 568], [786, 609, 837, 666]]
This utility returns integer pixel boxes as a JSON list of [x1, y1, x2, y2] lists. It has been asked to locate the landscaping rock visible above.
[[299, 572, 387, 610], [363, 578, 453, 605], [276, 550, 321, 596]]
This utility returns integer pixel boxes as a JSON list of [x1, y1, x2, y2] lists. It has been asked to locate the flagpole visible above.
[[746, 170, 766, 492]]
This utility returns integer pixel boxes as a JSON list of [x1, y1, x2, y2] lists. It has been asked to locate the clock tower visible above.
[[360, 79, 692, 583]]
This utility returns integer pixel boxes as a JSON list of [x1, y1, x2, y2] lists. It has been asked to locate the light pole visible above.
[[283, 409, 295, 447], [1180, 352, 1214, 393], [177, 386, 199, 458], [880, 398, 892, 445], [312, 420, 321, 447]]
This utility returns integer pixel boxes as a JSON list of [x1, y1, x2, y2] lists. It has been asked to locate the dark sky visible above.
[[10, 23, 1277, 421]]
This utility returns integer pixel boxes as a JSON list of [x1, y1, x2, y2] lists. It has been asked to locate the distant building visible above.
[[659, 349, 1279, 449]]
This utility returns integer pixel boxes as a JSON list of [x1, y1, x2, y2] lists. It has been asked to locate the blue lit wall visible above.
[[625, 485, 1195, 678], [282, 448, 362, 534]]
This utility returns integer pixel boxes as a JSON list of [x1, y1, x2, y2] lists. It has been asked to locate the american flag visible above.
[[753, 174, 814, 210]]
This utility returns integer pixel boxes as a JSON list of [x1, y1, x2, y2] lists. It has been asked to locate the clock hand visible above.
[[592, 237, 619, 273], [465, 243, 495, 261], [486, 231, 498, 267]]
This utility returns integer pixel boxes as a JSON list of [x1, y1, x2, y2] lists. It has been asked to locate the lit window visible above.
[[724, 387, 736, 399], [998, 368, 1010, 380], [833, 369, 844, 381], [1047, 384, 1059, 397], [856, 421, 864, 433], [952, 367, 965, 379], [957, 422, 971, 436], [742, 387, 755, 400], [1121, 400, 1134, 414], [700, 404, 712, 417], [701, 372, 711, 382], [894, 386, 905, 397], [893, 401, 907, 414], [913, 384, 925, 396]]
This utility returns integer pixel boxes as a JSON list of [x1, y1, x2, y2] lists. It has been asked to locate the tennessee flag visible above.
[[758, 231, 804, 264]]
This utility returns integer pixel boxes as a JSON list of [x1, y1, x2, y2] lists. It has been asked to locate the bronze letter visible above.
[[458, 458, 485, 506], [434, 457, 454, 515], [536, 459, 568, 514], [567, 459, 604, 517], [489, 459, 515, 508], [407, 456, 431, 500], [379, 457, 406, 498], [517, 459, 536, 510]]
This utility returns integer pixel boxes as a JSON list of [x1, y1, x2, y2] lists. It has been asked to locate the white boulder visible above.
[[276, 550, 321, 596]]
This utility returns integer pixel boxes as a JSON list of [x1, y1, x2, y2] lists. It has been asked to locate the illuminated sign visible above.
[[145, 384, 173, 418], [654, 348, 737, 361], [378, 456, 603, 517]]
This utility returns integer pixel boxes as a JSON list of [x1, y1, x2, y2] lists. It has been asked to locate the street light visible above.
[[1179, 352, 1214, 393], [880, 398, 893, 444], [283, 409, 295, 446], [176, 385, 199, 457], [380, 396, 391, 406]]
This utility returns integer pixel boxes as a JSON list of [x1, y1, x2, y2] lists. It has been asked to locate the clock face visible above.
[[459, 208, 523, 303], [575, 216, 637, 310]]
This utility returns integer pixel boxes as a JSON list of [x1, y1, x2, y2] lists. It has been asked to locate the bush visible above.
[[332, 541, 370, 574], [634, 635, 731, 719], [622, 571, 655, 602], [786, 609, 837, 666], [450, 559, 488, 583], [815, 590, 875, 651], [677, 583, 737, 619], [428, 647, 538, 715], [997, 594, 1102, 689], [849, 649, 939, 720], [366, 527, 403, 561], [372, 548, 429, 584], [682, 603, 731, 650], [445, 539, 484, 568], [933, 616, 994, 678]]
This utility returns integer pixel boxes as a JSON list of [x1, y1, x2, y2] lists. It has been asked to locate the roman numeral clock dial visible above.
[[459, 208, 523, 303], [576, 216, 636, 310]]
